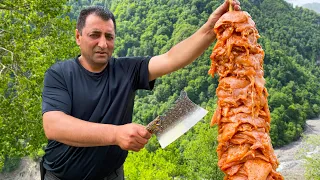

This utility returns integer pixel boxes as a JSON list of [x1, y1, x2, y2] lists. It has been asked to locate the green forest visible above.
[[1, 0, 320, 179]]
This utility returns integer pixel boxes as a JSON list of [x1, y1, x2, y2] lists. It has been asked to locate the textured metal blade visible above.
[[146, 91, 209, 148], [157, 106, 208, 148]]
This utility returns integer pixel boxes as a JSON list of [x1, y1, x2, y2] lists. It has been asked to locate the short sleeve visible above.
[[42, 66, 71, 115], [130, 56, 155, 91]]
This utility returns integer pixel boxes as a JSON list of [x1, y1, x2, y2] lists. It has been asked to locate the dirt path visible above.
[[274, 119, 320, 180]]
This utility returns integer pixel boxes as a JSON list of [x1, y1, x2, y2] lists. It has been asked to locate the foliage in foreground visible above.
[[298, 134, 320, 180]]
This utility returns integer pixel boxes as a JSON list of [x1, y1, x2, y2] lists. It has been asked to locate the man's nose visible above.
[[98, 36, 108, 49]]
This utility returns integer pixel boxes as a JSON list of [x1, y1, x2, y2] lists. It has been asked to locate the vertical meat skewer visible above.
[[209, 10, 284, 180]]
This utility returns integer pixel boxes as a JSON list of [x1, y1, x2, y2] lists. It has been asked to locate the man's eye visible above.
[[106, 36, 114, 40], [90, 34, 100, 38]]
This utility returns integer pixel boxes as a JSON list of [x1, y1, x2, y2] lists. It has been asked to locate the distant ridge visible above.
[[302, 2, 320, 13]]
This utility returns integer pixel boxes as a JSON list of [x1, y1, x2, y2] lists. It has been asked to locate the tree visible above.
[[0, 0, 77, 170], [124, 147, 180, 179]]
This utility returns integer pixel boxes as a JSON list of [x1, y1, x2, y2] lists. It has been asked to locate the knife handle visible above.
[[146, 116, 162, 134]]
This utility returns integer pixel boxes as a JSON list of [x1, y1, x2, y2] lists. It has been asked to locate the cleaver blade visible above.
[[146, 91, 208, 148]]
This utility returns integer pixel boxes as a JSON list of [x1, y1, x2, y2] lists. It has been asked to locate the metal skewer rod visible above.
[[229, 0, 233, 12]]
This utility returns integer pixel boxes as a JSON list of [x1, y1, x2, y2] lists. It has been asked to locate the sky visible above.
[[285, 0, 320, 6]]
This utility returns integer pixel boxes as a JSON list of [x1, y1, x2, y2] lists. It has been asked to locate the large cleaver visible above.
[[146, 91, 208, 148]]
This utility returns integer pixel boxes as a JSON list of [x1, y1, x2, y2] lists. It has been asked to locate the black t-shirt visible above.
[[42, 56, 155, 180]]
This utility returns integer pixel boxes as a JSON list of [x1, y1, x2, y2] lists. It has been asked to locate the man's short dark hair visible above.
[[77, 6, 116, 34]]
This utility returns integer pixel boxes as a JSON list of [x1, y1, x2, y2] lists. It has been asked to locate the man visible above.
[[41, 0, 241, 179]]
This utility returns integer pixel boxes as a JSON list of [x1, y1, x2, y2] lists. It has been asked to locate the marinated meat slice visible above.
[[244, 159, 272, 180], [225, 164, 243, 176], [225, 144, 251, 163]]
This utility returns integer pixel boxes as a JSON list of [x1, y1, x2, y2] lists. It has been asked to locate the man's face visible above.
[[76, 14, 115, 66]]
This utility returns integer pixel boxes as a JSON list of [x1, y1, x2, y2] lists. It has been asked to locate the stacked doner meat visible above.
[[208, 11, 284, 180]]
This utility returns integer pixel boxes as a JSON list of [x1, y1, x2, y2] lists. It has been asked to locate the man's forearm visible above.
[[43, 111, 117, 147], [148, 22, 216, 81]]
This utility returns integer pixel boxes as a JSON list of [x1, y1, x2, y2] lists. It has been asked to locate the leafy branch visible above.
[[0, 47, 12, 75]]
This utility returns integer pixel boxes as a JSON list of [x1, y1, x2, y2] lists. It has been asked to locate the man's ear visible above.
[[75, 29, 81, 46]]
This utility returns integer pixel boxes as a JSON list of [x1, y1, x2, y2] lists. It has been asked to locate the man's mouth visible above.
[[96, 51, 107, 54]]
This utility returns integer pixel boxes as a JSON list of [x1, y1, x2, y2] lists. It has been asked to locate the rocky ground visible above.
[[274, 119, 320, 180], [1, 119, 319, 180], [0, 157, 40, 180]]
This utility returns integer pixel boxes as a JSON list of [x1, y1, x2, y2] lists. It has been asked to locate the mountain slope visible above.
[[108, 0, 320, 147]]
